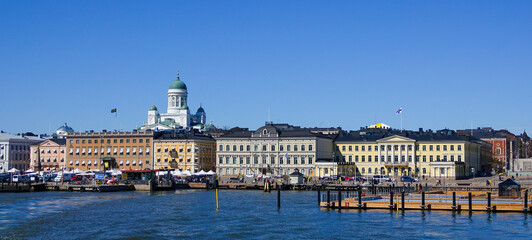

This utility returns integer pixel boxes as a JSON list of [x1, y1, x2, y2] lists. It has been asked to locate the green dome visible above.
[[169, 76, 187, 90], [197, 105, 204, 113], [183, 104, 189, 110], [149, 104, 157, 111]]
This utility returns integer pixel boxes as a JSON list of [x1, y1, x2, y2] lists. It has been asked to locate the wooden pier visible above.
[[45, 183, 135, 192]]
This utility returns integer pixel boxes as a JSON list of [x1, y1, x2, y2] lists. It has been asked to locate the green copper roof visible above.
[[197, 104, 204, 113], [169, 76, 187, 90], [149, 104, 158, 111], [183, 104, 189, 110]]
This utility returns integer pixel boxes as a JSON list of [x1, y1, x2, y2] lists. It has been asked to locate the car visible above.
[[372, 174, 391, 182], [400, 176, 418, 182]]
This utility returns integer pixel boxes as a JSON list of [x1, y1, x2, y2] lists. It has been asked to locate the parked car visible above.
[[372, 174, 391, 182], [400, 176, 418, 182]]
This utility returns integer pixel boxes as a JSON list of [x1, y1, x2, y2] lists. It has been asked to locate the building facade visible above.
[[66, 131, 153, 171], [334, 128, 492, 179], [0, 132, 45, 172], [141, 71, 208, 131], [153, 131, 216, 172], [215, 124, 334, 177], [30, 138, 67, 171]]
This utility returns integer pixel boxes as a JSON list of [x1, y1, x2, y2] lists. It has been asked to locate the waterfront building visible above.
[[66, 131, 153, 171], [29, 138, 66, 171], [215, 123, 335, 177], [457, 127, 515, 173], [153, 130, 216, 172], [141, 71, 210, 131], [334, 128, 492, 179], [0, 132, 46, 172]]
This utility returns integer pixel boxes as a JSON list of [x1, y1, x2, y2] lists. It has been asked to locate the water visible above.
[[0, 190, 531, 239]]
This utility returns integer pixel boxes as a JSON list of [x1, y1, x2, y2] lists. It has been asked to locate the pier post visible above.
[[486, 192, 492, 212], [318, 189, 321, 205], [401, 191, 405, 211], [468, 192, 472, 212], [338, 190, 342, 212], [277, 184, 281, 209], [452, 192, 457, 211], [524, 190, 528, 212], [358, 189, 363, 208], [421, 191, 426, 209], [327, 190, 331, 208], [389, 190, 394, 209]]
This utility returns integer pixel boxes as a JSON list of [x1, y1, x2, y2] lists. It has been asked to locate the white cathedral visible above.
[[140, 72, 209, 131]]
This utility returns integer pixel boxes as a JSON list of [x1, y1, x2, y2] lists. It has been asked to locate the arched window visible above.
[[368, 168, 372, 174], [361, 168, 365, 174]]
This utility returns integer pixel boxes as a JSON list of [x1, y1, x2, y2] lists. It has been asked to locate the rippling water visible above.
[[0, 190, 530, 239]]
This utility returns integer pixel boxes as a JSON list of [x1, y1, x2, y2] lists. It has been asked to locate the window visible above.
[[240, 145, 244, 151], [374, 146, 378, 151], [286, 157, 291, 164], [355, 156, 359, 162], [233, 145, 237, 151], [309, 145, 313, 151], [301, 157, 305, 164], [450, 145, 454, 151], [126, 139, 130, 143], [226, 145, 230, 151], [355, 146, 359, 151], [132, 139, 136, 143], [254, 145, 258, 151], [301, 145, 305, 151], [361, 146, 365, 151], [401, 145, 405, 151], [450, 155, 454, 161], [294, 145, 298, 151], [408, 145, 412, 151], [293, 157, 298, 164], [429, 145, 433, 151], [247, 145, 250, 151], [423, 145, 426, 151], [120, 139, 124, 143], [280, 145, 284, 151], [225, 157, 230, 164], [429, 156, 433, 162], [139, 139, 143, 143], [457, 145, 462, 151], [443, 145, 447, 151], [287, 145, 291, 151], [423, 168, 426, 174], [219, 145, 223, 151], [232, 157, 236, 164], [262, 145, 267, 151], [342, 146, 346, 151], [423, 156, 426, 162], [362, 156, 365, 162], [436, 155, 440, 161], [219, 157, 223, 164], [348, 155, 352, 162], [458, 155, 462, 162], [308, 157, 313, 164], [246, 157, 250, 164], [436, 145, 440, 151], [415, 156, 419, 162]]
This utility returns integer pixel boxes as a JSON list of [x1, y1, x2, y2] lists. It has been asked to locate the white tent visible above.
[[25, 169, 34, 173], [172, 170, 182, 176], [156, 171, 170, 176], [206, 170, 216, 176], [8, 168, 20, 174], [181, 170, 192, 176], [73, 169, 85, 174], [197, 170, 207, 175]]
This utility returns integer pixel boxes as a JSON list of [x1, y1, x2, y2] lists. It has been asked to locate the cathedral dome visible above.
[[197, 105, 204, 113], [169, 74, 187, 90], [57, 123, 74, 132], [149, 104, 158, 111]]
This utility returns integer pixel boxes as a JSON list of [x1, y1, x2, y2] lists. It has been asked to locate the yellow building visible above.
[[66, 131, 153, 171], [153, 131, 216, 172], [334, 129, 492, 179]]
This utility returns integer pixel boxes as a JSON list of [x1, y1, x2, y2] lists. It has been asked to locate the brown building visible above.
[[66, 131, 153, 171], [30, 138, 67, 171], [153, 130, 216, 172]]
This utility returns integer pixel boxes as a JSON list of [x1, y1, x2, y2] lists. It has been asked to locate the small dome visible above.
[[169, 72, 187, 90], [57, 123, 74, 132], [149, 104, 158, 111], [183, 104, 189, 110], [197, 105, 205, 113]]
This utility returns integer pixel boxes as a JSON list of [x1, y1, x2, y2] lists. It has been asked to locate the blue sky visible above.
[[0, 1, 531, 135]]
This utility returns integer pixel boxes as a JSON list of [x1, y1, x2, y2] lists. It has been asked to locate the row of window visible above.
[[36, 149, 65, 154], [70, 138, 150, 144], [357, 167, 433, 175], [69, 147, 150, 155], [72, 159, 149, 167], [34, 158, 65, 163], [219, 144, 314, 152], [218, 156, 314, 165], [342, 154, 463, 163], [338, 144, 463, 152]]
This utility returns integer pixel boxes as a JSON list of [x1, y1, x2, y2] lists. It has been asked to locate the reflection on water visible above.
[[0, 190, 531, 239]]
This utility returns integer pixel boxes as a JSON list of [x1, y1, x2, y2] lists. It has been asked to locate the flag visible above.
[[111, 108, 117, 113], [284, 152, 288, 159], [396, 107, 403, 114]]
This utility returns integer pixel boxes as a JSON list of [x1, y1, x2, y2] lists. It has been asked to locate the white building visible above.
[[0, 132, 46, 172], [141, 71, 208, 131]]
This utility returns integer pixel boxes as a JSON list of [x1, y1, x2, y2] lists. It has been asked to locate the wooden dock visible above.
[[45, 183, 135, 192]]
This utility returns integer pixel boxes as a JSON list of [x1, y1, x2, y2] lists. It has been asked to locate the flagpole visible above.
[[115, 110, 117, 132], [400, 112, 403, 132]]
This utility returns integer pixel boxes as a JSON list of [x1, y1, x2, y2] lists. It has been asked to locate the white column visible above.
[[378, 145, 381, 165]]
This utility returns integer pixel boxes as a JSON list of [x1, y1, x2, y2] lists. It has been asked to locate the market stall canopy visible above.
[[197, 170, 207, 175], [8, 168, 20, 174], [206, 170, 216, 176], [181, 170, 192, 176]]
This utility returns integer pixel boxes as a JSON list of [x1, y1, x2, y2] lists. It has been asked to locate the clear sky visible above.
[[1, 1, 531, 135]]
